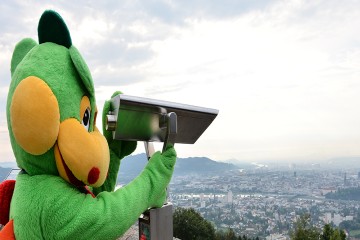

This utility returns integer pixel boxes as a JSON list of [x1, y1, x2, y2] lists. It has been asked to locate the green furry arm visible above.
[[11, 146, 176, 240]]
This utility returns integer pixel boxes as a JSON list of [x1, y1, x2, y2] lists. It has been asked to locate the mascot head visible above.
[[6, 10, 110, 187]]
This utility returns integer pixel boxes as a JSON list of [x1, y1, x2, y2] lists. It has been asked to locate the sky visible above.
[[1, 0, 360, 163]]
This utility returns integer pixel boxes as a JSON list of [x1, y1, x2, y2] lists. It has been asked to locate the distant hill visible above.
[[175, 156, 237, 174], [0, 155, 240, 184], [0, 167, 12, 182], [117, 153, 240, 184]]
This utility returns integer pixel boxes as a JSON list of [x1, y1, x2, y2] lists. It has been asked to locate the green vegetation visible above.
[[173, 207, 215, 240], [290, 214, 319, 240], [173, 207, 259, 240], [174, 208, 350, 239], [290, 214, 346, 240]]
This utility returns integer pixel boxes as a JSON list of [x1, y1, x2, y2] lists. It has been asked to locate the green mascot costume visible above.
[[0, 10, 176, 239]]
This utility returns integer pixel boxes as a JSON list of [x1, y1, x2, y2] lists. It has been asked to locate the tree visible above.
[[173, 207, 259, 240], [291, 215, 347, 240], [321, 224, 333, 240], [214, 228, 239, 240], [173, 207, 216, 240], [330, 229, 346, 240], [290, 214, 320, 240], [320, 223, 346, 240], [339, 229, 346, 240], [225, 228, 237, 240]]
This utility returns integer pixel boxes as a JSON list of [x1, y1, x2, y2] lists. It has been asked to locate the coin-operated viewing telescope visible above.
[[105, 94, 218, 240], [106, 94, 218, 157]]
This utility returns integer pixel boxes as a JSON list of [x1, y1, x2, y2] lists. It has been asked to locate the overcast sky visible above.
[[1, 0, 360, 163]]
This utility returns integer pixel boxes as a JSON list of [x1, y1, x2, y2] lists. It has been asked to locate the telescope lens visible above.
[[106, 114, 117, 131]]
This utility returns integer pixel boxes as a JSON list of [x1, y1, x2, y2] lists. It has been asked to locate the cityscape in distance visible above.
[[119, 154, 360, 239], [1, 154, 360, 239]]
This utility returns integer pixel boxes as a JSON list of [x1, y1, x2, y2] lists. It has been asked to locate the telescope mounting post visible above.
[[139, 112, 177, 240]]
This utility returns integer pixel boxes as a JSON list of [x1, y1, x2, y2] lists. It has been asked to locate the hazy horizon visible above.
[[2, 151, 360, 169]]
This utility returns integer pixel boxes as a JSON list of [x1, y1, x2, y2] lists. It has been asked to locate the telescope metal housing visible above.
[[106, 94, 218, 145]]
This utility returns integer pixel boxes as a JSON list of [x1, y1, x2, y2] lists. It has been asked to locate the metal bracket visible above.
[[144, 112, 177, 159], [144, 141, 155, 160], [162, 112, 177, 153]]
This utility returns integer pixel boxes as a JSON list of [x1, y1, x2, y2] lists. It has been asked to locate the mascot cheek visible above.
[[10, 76, 60, 155]]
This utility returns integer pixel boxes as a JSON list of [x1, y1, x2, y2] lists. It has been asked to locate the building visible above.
[[227, 190, 233, 204]]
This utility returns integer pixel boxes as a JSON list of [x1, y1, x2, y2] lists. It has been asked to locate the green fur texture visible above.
[[6, 9, 177, 240], [69, 46, 95, 98], [10, 146, 176, 239], [10, 38, 37, 76]]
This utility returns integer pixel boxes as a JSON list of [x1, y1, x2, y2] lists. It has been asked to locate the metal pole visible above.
[[139, 113, 177, 240]]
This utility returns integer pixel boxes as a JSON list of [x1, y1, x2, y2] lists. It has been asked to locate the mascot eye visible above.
[[82, 108, 91, 131]]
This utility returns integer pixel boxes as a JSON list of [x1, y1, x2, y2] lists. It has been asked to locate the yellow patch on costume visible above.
[[54, 144, 70, 183], [57, 119, 109, 187], [10, 76, 60, 155]]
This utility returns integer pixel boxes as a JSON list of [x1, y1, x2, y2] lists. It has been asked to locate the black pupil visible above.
[[83, 110, 89, 126]]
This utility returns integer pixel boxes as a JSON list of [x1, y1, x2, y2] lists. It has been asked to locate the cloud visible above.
[[138, 0, 273, 24], [0, 0, 276, 90], [2, 0, 360, 162]]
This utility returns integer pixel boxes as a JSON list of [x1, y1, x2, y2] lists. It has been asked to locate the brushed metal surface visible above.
[[107, 94, 218, 144]]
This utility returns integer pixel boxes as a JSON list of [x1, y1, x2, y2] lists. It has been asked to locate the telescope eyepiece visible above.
[[106, 113, 117, 131]]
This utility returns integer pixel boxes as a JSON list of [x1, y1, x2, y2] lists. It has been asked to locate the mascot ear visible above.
[[69, 46, 95, 97], [38, 10, 72, 48], [11, 38, 37, 76]]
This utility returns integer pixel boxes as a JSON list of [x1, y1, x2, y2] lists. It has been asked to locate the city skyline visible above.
[[1, 1, 360, 163]]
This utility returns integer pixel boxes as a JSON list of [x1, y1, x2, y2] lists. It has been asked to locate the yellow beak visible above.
[[55, 118, 110, 187]]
